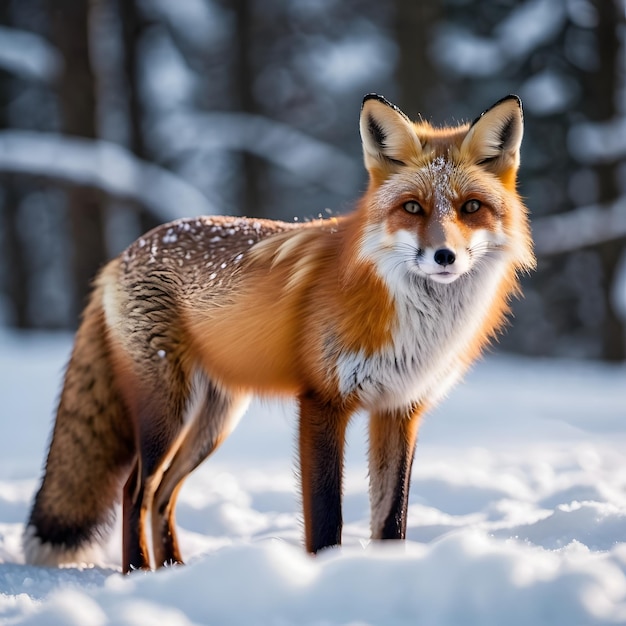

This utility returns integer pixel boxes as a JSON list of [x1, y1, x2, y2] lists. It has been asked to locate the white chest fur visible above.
[[335, 250, 507, 412]]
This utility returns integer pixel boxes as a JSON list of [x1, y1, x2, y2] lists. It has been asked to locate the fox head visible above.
[[358, 95, 534, 286]]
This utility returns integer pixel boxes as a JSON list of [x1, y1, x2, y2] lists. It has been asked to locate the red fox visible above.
[[24, 94, 534, 572]]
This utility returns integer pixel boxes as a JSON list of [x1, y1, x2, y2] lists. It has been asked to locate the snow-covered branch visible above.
[[0, 131, 216, 221], [0, 26, 62, 84], [157, 111, 364, 195], [533, 197, 626, 256]]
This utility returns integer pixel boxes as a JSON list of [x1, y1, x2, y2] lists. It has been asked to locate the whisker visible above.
[[468, 242, 503, 258]]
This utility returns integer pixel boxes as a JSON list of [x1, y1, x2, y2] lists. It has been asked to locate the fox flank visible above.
[[25, 95, 534, 572]]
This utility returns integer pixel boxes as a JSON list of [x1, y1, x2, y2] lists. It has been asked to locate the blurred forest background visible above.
[[0, 0, 625, 360]]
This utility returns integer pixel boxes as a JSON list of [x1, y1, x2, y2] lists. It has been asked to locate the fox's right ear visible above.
[[360, 94, 421, 178]]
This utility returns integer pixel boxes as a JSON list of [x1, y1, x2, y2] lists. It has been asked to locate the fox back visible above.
[[25, 94, 534, 571]]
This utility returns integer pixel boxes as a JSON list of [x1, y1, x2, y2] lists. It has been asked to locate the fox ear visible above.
[[461, 95, 523, 181], [360, 94, 421, 175]]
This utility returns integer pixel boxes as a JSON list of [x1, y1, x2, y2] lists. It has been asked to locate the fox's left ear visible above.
[[461, 95, 524, 180]]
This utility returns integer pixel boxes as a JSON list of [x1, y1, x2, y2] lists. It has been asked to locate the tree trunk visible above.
[[232, 0, 264, 217], [117, 0, 159, 235], [0, 2, 29, 327], [393, 1, 442, 118], [0, 175, 29, 327], [48, 0, 108, 324], [587, 0, 625, 360]]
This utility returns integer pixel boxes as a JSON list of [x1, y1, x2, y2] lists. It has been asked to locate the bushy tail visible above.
[[24, 276, 135, 566]]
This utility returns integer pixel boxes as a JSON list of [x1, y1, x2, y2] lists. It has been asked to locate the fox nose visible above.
[[434, 248, 456, 266]]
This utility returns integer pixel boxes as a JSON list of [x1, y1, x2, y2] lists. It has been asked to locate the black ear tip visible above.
[[362, 93, 390, 108], [495, 95, 523, 122], [500, 94, 522, 107], [361, 93, 403, 114], [471, 94, 524, 127], [500, 94, 523, 116]]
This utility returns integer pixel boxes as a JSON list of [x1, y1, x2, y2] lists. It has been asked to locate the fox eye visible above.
[[403, 200, 423, 215], [462, 199, 481, 214]]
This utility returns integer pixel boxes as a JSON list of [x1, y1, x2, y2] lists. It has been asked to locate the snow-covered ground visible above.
[[1, 330, 626, 625]]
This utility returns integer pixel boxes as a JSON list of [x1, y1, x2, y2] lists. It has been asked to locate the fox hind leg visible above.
[[121, 369, 193, 572], [150, 381, 250, 568], [122, 460, 146, 571]]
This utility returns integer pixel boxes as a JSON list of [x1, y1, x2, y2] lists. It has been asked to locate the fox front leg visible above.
[[298, 392, 352, 554], [368, 404, 423, 540]]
